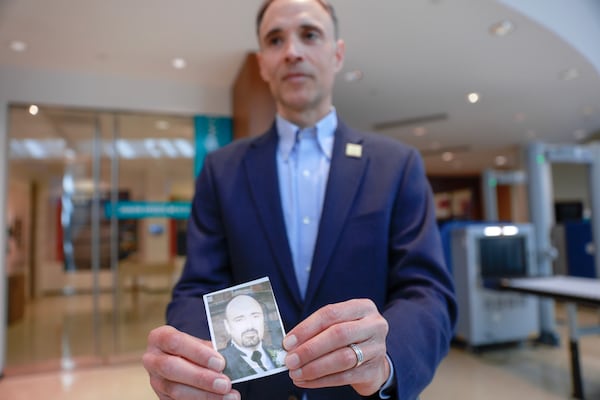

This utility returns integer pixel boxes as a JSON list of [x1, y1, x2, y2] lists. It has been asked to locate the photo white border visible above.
[[203, 277, 288, 383]]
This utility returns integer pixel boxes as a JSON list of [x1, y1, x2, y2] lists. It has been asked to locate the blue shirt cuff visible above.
[[378, 354, 395, 399]]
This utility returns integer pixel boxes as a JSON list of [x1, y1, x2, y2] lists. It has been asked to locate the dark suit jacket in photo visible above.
[[167, 120, 457, 400], [219, 341, 283, 381]]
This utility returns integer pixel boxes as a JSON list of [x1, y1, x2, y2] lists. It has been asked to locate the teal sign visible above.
[[194, 115, 232, 177], [105, 201, 191, 219]]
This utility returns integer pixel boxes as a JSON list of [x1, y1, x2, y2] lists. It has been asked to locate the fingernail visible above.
[[208, 356, 225, 372], [289, 368, 303, 380], [224, 393, 239, 400], [283, 334, 297, 350], [285, 353, 300, 369], [213, 378, 229, 392]]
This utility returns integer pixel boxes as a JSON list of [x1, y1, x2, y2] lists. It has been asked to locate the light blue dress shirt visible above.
[[275, 110, 395, 399], [276, 111, 336, 298]]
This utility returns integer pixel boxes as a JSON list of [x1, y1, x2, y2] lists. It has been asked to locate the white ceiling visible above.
[[2, 0, 600, 174]]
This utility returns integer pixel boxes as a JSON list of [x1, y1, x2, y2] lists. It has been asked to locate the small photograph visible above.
[[203, 277, 288, 384]]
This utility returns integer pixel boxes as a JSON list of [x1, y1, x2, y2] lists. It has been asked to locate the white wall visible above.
[[0, 64, 231, 375]]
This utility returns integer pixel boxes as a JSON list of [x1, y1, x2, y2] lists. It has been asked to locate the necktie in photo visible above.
[[251, 350, 267, 371]]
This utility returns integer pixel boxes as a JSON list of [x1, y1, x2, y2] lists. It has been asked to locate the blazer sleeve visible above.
[[382, 148, 457, 400], [166, 151, 233, 339]]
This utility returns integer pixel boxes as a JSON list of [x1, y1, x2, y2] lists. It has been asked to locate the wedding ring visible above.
[[349, 343, 364, 368]]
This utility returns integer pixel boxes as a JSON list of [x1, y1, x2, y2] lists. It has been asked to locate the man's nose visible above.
[[284, 37, 303, 62]]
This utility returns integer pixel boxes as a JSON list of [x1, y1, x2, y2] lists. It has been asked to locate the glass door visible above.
[[6, 104, 108, 372], [4, 104, 195, 373]]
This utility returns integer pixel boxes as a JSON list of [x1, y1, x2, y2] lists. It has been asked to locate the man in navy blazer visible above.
[[143, 1, 456, 399]]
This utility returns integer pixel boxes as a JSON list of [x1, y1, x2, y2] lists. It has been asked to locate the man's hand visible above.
[[142, 325, 240, 400], [282, 299, 391, 396]]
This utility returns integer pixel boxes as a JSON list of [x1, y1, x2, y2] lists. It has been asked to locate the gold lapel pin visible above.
[[345, 143, 362, 158]]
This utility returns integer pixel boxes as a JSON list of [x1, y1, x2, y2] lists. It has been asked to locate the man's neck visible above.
[[277, 103, 333, 128], [231, 340, 261, 356]]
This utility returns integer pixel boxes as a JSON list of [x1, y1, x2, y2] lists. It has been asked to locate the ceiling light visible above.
[[495, 155, 507, 166], [116, 139, 136, 159], [155, 120, 170, 130], [413, 126, 427, 137], [514, 112, 526, 122], [174, 139, 195, 157], [10, 40, 27, 52], [441, 152, 454, 162], [489, 20, 515, 37], [28, 105, 39, 115], [158, 139, 179, 158], [344, 70, 364, 82], [23, 139, 46, 158], [144, 139, 161, 158], [467, 92, 480, 104], [559, 67, 579, 81], [526, 129, 536, 139], [172, 58, 187, 69]]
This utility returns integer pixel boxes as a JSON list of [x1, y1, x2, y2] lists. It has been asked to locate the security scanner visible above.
[[450, 223, 539, 347], [526, 142, 600, 343]]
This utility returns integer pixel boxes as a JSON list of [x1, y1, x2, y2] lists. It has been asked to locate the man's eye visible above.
[[304, 31, 319, 41], [267, 36, 283, 46]]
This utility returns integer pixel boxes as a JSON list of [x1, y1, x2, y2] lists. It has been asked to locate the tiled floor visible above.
[[1, 295, 599, 399]]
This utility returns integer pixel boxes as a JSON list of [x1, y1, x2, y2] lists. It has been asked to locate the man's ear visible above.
[[333, 39, 346, 73]]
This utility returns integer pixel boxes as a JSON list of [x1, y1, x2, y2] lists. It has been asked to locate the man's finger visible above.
[[283, 299, 376, 350], [148, 326, 225, 371]]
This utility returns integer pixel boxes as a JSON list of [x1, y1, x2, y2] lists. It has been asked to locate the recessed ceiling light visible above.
[[526, 129, 536, 139], [495, 155, 507, 166], [172, 58, 187, 69], [559, 67, 579, 81], [155, 120, 170, 130], [28, 105, 39, 115], [10, 40, 27, 52], [413, 126, 427, 137], [441, 152, 454, 162], [467, 92, 480, 104], [489, 20, 515, 37], [344, 70, 364, 82]]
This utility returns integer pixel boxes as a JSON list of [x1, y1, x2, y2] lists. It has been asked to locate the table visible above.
[[495, 276, 600, 400]]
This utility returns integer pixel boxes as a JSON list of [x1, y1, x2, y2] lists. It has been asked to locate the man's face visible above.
[[224, 295, 265, 349], [256, 0, 345, 118]]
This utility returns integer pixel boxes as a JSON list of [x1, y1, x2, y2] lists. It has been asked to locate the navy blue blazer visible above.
[[167, 121, 457, 400]]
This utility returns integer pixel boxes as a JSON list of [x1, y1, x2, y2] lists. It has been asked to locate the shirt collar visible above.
[[276, 109, 337, 161], [232, 341, 264, 359]]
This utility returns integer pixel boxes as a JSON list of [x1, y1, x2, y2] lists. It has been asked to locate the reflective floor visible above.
[[1, 297, 599, 399]]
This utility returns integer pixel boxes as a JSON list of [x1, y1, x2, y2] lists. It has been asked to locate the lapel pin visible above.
[[345, 143, 362, 158]]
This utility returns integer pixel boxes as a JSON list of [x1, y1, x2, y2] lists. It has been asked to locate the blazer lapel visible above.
[[304, 122, 368, 306], [244, 126, 303, 307]]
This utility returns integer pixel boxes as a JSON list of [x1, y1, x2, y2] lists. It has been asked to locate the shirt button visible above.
[[302, 169, 310, 177], [302, 217, 310, 225], [306, 265, 311, 272]]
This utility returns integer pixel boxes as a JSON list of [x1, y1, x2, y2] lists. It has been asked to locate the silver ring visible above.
[[349, 343, 364, 368]]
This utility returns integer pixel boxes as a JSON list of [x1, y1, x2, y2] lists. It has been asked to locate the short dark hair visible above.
[[256, 0, 339, 39]]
